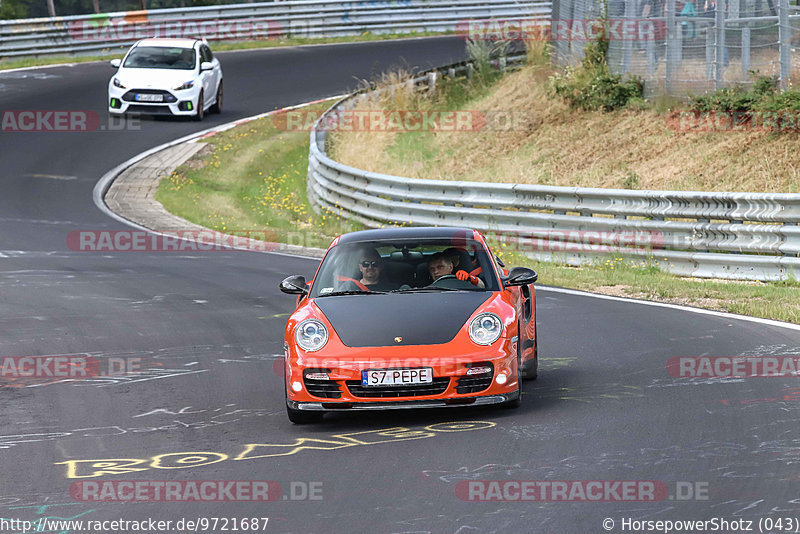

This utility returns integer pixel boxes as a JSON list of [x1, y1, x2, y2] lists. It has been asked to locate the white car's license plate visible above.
[[135, 94, 163, 102], [362, 368, 433, 386]]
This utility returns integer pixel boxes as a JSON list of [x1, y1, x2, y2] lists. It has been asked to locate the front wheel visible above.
[[193, 90, 205, 121], [210, 81, 222, 114], [502, 326, 523, 409], [521, 322, 538, 380]]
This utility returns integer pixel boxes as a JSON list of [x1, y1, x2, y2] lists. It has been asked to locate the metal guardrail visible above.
[[0, 0, 551, 59], [307, 56, 800, 282]]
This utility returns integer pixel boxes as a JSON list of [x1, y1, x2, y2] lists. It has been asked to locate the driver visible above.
[[427, 252, 484, 287]]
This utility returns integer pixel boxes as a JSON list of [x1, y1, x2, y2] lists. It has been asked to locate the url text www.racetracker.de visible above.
[[0, 516, 270, 532]]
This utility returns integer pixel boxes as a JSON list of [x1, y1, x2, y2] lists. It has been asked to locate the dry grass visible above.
[[330, 57, 800, 193]]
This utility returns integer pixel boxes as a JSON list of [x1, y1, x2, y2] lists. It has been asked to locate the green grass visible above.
[[490, 244, 800, 324], [155, 101, 363, 249], [0, 31, 451, 72]]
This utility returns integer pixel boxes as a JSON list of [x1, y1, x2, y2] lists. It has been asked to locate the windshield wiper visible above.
[[318, 290, 390, 297]]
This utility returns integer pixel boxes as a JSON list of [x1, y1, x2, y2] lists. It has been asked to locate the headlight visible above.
[[469, 313, 503, 345], [113, 78, 126, 89], [295, 319, 328, 352], [174, 80, 194, 91]]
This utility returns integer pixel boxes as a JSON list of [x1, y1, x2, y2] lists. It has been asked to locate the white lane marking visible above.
[[0, 70, 61, 79], [25, 174, 77, 180], [0, 216, 82, 225], [537, 286, 800, 332]]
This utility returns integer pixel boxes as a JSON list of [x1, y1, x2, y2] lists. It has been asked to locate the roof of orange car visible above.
[[336, 226, 478, 245]]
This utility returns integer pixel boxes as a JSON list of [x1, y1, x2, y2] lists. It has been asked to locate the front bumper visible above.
[[108, 85, 200, 116], [287, 391, 518, 411], [285, 336, 520, 405]]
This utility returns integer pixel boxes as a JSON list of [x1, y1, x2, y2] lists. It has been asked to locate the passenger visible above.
[[427, 252, 484, 287], [353, 248, 399, 291]]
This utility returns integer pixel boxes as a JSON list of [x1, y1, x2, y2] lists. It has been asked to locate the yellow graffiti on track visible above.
[[56, 421, 495, 479]]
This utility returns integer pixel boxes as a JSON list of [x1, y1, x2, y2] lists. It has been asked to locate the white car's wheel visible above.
[[193, 90, 205, 121], [210, 81, 222, 114]]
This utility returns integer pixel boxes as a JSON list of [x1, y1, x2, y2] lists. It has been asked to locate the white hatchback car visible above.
[[108, 38, 223, 120]]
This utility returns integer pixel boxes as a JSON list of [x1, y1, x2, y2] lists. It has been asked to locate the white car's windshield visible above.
[[123, 47, 196, 70], [310, 237, 500, 298]]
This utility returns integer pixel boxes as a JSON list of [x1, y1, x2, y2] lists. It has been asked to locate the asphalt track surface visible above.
[[2, 36, 800, 534]]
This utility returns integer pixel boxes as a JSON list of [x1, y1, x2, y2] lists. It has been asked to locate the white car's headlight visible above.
[[113, 78, 126, 89], [469, 313, 503, 345], [295, 319, 328, 352], [174, 80, 194, 91]]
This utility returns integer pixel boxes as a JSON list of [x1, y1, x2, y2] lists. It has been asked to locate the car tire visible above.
[[521, 322, 538, 380], [194, 90, 205, 121], [503, 324, 524, 409], [210, 81, 222, 114]]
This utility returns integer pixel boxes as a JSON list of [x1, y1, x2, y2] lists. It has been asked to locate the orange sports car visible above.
[[279, 227, 538, 423]]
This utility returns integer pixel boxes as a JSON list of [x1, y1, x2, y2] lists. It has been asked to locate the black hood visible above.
[[315, 292, 493, 347]]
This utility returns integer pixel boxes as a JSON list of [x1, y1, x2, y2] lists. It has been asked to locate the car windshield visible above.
[[309, 237, 500, 298], [123, 46, 196, 70]]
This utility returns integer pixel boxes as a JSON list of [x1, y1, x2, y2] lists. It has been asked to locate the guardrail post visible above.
[[447, 67, 456, 79], [552, 0, 571, 66], [647, 37, 656, 77], [715, 0, 726, 90], [705, 26, 714, 80], [427, 71, 437, 95], [498, 56, 507, 73], [741, 26, 750, 78], [666, 0, 676, 94], [467, 63, 475, 79], [622, 0, 635, 74], [779, 0, 790, 89]]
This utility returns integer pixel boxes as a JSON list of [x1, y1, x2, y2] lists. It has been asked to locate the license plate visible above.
[[362, 368, 433, 386], [135, 93, 163, 102]]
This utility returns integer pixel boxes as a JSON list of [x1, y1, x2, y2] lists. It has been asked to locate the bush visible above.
[[753, 90, 800, 112], [690, 85, 755, 112], [689, 72, 796, 113], [548, 40, 644, 112]]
